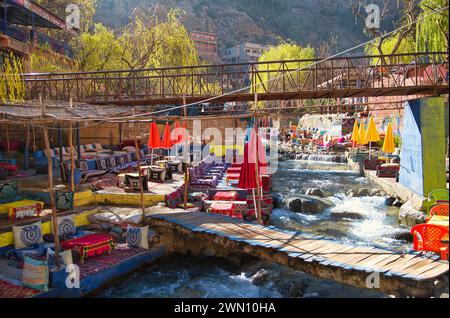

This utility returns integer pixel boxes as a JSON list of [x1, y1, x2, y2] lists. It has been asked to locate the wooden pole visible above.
[[183, 166, 189, 210], [43, 127, 61, 267], [32, 124, 36, 152], [68, 122, 75, 192], [254, 93, 263, 225], [133, 109, 145, 221], [24, 124, 30, 170], [75, 123, 81, 166], [5, 125, 10, 153]]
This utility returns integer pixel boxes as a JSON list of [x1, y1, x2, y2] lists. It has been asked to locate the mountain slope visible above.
[[95, 0, 400, 54]]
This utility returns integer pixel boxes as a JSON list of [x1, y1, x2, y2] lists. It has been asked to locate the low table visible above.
[[209, 202, 235, 216], [124, 173, 149, 191], [61, 233, 114, 263], [214, 191, 238, 201], [428, 215, 449, 227], [0, 200, 44, 223], [226, 167, 241, 174]]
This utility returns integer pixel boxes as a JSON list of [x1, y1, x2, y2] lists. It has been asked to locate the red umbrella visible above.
[[161, 122, 173, 149], [147, 121, 161, 148], [238, 143, 259, 189], [238, 143, 262, 223], [248, 128, 268, 175]]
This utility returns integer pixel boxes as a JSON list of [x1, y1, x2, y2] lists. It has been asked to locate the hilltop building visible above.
[[223, 42, 268, 64], [190, 31, 220, 64]]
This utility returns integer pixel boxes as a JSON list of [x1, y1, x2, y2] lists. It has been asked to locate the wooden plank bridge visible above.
[[147, 209, 449, 298], [22, 52, 449, 107]]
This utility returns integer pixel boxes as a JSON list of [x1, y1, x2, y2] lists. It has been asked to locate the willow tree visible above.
[[253, 42, 315, 109], [0, 53, 25, 103], [416, 0, 449, 53], [352, 0, 419, 65]]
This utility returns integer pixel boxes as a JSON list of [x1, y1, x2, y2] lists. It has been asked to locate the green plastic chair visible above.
[[427, 189, 449, 215]]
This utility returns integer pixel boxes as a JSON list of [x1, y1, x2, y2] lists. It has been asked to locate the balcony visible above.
[[0, 18, 30, 43], [1, 18, 74, 58]]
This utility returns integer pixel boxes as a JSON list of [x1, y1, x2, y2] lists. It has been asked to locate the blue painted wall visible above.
[[399, 97, 447, 197], [399, 100, 423, 195]]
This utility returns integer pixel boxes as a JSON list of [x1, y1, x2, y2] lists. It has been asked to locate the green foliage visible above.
[[0, 53, 25, 103], [253, 42, 315, 109], [394, 135, 402, 148], [416, 0, 449, 52], [365, 34, 416, 64]]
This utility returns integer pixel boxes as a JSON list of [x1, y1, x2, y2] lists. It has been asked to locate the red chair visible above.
[[430, 204, 449, 217], [411, 224, 449, 260], [426, 204, 449, 222]]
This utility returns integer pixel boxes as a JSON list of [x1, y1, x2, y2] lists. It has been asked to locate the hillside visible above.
[[95, 0, 400, 55]]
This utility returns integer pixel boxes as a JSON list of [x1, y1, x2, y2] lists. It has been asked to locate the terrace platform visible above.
[[147, 208, 449, 298]]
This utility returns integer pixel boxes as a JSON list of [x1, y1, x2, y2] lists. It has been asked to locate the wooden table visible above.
[[428, 215, 449, 227], [0, 200, 44, 223]]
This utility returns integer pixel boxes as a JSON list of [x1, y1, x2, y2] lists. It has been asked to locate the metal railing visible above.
[[21, 52, 449, 105]]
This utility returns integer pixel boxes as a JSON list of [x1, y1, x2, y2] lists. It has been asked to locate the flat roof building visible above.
[[191, 31, 220, 64], [223, 42, 268, 64]]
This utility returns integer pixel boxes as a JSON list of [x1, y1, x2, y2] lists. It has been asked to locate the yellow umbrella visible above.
[[358, 119, 367, 145], [382, 123, 395, 154], [365, 116, 380, 143], [365, 116, 380, 159], [351, 120, 359, 144]]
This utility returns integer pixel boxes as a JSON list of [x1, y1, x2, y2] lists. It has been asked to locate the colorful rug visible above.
[[91, 176, 119, 191], [0, 278, 40, 298], [78, 244, 146, 280]]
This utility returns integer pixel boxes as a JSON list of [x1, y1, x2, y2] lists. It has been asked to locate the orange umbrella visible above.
[[147, 121, 161, 165], [147, 121, 161, 149], [161, 122, 173, 149]]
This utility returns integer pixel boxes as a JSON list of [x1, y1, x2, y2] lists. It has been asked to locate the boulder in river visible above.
[[388, 231, 414, 243], [357, 188, 370, 197], [330, 211, 366, 220], [305, 188, 325, 198], [384, 196, 396, 206], [398, 200, 426, 226], [370, 189, 387, 196], [346, 188, 370, 197], [272, 193, 284, 209], [288, 195, 334, 214]]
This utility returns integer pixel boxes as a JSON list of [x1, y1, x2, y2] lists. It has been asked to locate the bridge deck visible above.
[[148, 209, 449, 297]]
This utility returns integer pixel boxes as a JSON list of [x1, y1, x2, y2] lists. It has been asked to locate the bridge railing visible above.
[[21, 52, 448, 104]]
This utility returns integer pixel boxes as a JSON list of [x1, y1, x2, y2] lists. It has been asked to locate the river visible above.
[[95, 159, 410, 298]]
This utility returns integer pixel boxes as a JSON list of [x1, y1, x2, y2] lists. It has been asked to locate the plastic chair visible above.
[[430, 204, 449, 217], [411, 224, 449, 260], [427, 189, 449, 215]]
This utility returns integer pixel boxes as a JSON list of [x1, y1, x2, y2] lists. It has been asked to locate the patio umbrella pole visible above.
[[252, 188, 259, 221], [254, 94, 263, 225]]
